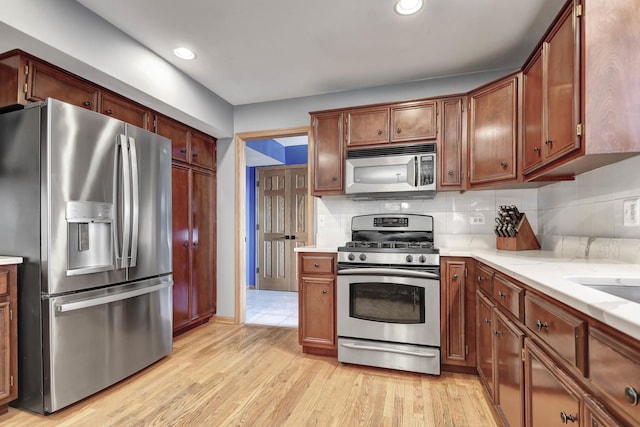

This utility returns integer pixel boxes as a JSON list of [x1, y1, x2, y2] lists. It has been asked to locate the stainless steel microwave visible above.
[[345, 142, 437, 200]]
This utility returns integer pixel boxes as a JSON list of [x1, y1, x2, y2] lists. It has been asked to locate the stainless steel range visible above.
[[337, 214, 441, 375]]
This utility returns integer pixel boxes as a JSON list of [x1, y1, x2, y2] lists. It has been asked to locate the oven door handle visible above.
[[340, 342, 438, 358], [338, 268, 439, 279]]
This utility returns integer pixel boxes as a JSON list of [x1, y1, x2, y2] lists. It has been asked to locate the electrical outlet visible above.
[[469, 215, 485, 225], [623, 198, 640, 227]]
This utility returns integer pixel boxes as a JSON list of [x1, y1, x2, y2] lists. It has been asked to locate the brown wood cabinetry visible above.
[[0, 265, 18, 415], [493, 273, 523, 320], [346, 107, 389, 146], [494, 310, 525, 427], [99, 92, 151, 130], [477, 290, 496, 400], [310, 112, 344, 195], [468, 74, 520, 187], [390, 101, 437, 142], [297, 252, 337, 356], [156, 114, 191, 163], [441, 257, 476, 371], [583, 395, 621, 427], [523, 3, 580, 176], [525, 338, 581, 427], [439, 97, 466, 190]]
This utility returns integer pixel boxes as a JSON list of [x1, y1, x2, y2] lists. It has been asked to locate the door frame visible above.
[[233, 126, 313, 324]]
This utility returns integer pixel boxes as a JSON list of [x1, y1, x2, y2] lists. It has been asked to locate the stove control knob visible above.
[[419, 255, 427, 263], [406, 255, 413, 263], [348, 253, 356, 261], [359, 254, 367, 261]]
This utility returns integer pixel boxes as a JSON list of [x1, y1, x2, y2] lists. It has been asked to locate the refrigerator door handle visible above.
[[55, 281, 173, 313], [128, 136, 139, 268], [113, 137, 123, 268], [120, 134, 132, 269]]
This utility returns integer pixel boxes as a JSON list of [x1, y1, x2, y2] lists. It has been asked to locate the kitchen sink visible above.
[[565, 276, 640, 304]]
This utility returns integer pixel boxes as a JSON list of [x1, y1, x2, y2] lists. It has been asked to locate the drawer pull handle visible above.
[[533, 146, 541, 153], [477, 275, 484, 282], [377, 129, 383, 135], [484, 318, 491, 324], [500, 161, 508, 168], [106, 109, 113, 115], [625, 386, 639, 406], [559, 411, 576, 423], [83, 101, 92, 107], [314, 263, 319, 268], [497, 291, 506, 298], [493, 330, 502, 336], [535, 320, 549, 331], [396, 127, 402, 134]]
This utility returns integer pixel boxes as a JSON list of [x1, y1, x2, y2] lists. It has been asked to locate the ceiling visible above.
[[75, 0, 565, 106]]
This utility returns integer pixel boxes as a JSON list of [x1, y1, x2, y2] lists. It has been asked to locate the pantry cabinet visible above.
[[440, 257, 476, 371], [0, 264, 18, 415], [297, 252, 337, 356], [468, 73, 520, 187]]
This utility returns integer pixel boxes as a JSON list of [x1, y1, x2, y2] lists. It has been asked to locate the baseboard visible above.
[[212, 315, 236, 325]]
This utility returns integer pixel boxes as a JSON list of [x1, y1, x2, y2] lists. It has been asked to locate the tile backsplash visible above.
[[315, 154, 640, 251]]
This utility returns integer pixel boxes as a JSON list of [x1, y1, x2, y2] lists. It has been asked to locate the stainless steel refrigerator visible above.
[[0, 98, 173, 414]]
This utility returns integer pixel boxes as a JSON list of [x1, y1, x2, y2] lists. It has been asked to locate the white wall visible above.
[[538, 155, 640, 239]]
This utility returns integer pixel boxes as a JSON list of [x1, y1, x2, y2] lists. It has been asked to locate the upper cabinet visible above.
[[310, 111, 344, 196], [468, 74, 520, 187], [523, 3, 580, 176], [100, 92, 152, 130], [345, 101, 437, 147], [439, 97, 466, 190], [156, 114, 216, 170]]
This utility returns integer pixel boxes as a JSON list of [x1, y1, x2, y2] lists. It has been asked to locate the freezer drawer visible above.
[[42, 276, 173, 413]]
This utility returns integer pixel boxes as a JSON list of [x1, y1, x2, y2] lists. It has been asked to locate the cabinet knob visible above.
[[105, 109, 113, 115], [559, 411, 576, 423], [193, 242, 198, 248], [535, 320, 549, 331], [497, 291, 506, 298], [453, 274, 458, 279], [192, 152, 198, 158], [545, 140, 553, 145], [484, 318, 491, 324], [500, 161, 508, 168], [625, 386, 639, 405], [493, 330, 502, 336], [332, 176, 337, 181], [448, 170, 454, 176], [377, 129, 383, 135], [322, 289, 327, 294], [180, 149, 187, 154], [396, 127, 401, 134], [477, 275, 484, 282], [83, 101, 92, 107], [533, 147, 541, 153], [314, 263, 319, 268]]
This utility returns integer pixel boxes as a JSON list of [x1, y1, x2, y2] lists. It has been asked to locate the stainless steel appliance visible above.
[[337, 214, 440, 375], [344, 142, 436, 200], [0, 99, 173, 414]]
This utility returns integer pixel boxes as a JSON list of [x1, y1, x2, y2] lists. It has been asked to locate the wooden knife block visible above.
[[496, 214, 540, 251]]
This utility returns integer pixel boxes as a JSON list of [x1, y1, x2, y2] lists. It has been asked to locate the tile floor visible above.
[[245, 289, 298, 328]]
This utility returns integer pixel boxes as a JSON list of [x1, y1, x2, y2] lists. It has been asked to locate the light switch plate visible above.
[[623, 198, 640, 227]]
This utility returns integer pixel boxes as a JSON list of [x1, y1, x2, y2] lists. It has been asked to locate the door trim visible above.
[[232, 126, 313, 325]]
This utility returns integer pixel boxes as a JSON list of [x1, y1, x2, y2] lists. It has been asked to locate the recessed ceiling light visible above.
[[173, 47, 196, 60], [395, 0, 423, 15]]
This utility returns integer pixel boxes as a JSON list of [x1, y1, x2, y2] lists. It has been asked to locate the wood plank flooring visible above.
[[2, 322, 498, 426]]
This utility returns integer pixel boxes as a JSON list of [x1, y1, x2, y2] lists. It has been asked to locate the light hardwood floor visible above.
[[3, 323, 498, 426]]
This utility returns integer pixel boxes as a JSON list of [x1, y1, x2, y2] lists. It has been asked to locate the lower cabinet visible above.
[[0, 264, 18, 414], [297, 252, 337, 356], [495, 310, 525, 427], [172, 164, 216, 334]]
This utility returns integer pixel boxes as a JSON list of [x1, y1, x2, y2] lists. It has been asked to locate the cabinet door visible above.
[[172, 165, 191, 330], [27, 59, 98, 111], [100, 92, 150, 129], [0, 299, 10, 404], [190, 130, 216, 170], [391, 101, 437, 142], [523, 48, 544, 174], [346, 107, 389, 146], [441, 258, 475, 367], [477, 291, 495, 400], [583, 395, 621, 427], [544, 4, 580, 163], [439, 98, 465, 189], [525, 339, 581, 427], [299, 276, 335, 348], [469, 75, 518, 185], [191, 170, 216, 320], [156, 115, 190, 162], [494, 310, 525, 427], [311, 112, 343, 195]]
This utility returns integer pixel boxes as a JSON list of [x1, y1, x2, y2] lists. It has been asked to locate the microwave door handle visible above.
[[414, 156, 419, 187]]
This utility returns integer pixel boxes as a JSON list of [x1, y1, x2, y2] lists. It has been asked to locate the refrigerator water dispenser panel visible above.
[[66, 201, 114, 276]]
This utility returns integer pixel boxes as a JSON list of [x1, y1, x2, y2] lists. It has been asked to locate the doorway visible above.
[[238, 130, 312, 327]]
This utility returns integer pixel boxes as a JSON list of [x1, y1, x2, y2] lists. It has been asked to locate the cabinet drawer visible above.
[[0, 269, 7, 296], [300, 255, 335, 275], [493, 273, 522, 319], [524, 293, 586, 374], [476, 263, 494, 295], [588, 327, 640, 425]]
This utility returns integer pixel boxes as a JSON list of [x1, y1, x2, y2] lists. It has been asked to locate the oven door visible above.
[[337, 268, 440, 347]]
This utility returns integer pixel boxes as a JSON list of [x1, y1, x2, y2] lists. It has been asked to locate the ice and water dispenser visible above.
[[66, 201, 114, 276]]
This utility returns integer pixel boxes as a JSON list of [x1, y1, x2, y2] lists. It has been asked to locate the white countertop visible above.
[[0, 256, 23, 265], [442, 247, 640, 342], [294, 246, 337, 253]]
